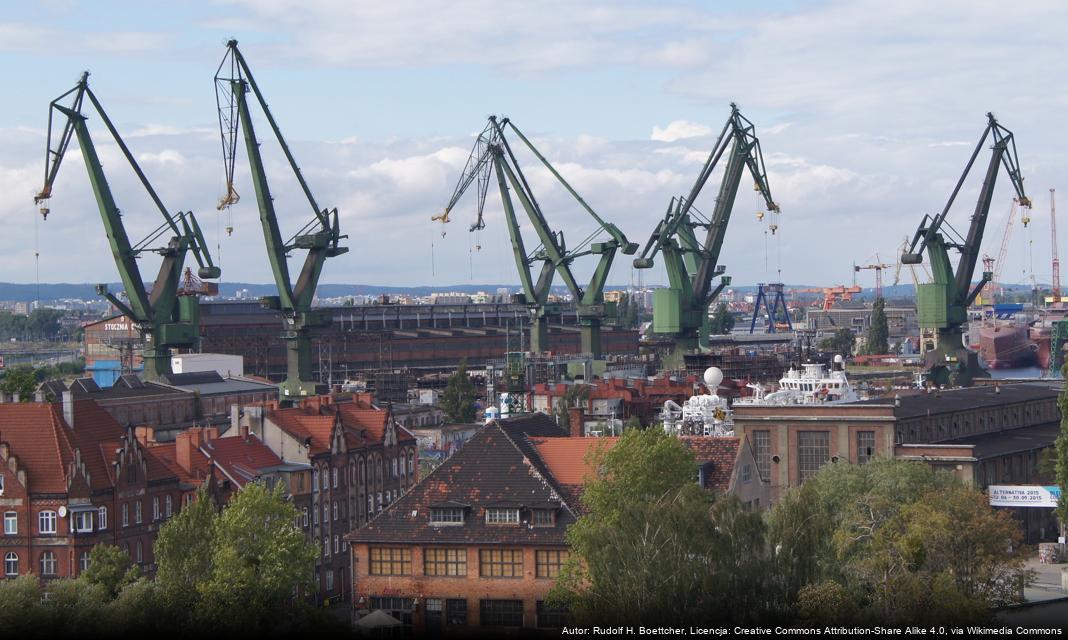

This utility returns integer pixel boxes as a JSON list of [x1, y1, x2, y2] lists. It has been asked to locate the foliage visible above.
[[624, 415, 643, 431], [819, 328, 856, 357], [708, 302, 735, 335], [1055, 369, 1068, 531], [440, 359, 477, 423], [0, 366, 37, 400], [550, 428, 783, 625], [554, 384, 590, 431], [78, 544, 141, 598], [865, 297, 889, 354], [155, 485, 217, 605], [0, 308, 66, 341], [768, 458, 1030, 624]]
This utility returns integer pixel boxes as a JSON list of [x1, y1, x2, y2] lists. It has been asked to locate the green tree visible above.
[[554, 384, 590, 431], [0, 366, 37, 400], [78, 544, 141, 598], [708, 302, 735, 335], [198, 483, 318, 632], [1055, 366, 1068, 535], [440, 360, 477, 423], [155, 486, 217, 602], [819, 328, 856, 356], [551, 428, 781, 625], [865, 297, 889, 355]]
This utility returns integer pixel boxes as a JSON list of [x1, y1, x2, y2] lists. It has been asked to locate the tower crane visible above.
[[1050, 189, 1060, 305], [894, 236, 932, 291], [215, 40, 348, 401], [33, 73, 220, 381], [901, 113, 1030, 387], [987, 199, 1021, 301], [438, 116, 637, 357], [632, 104, 778, 368], [853, 258, 893, 299]]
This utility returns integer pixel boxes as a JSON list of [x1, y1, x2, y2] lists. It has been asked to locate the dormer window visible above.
[[430, 508, 465, 525], [485, 508, 520, 525], [532, 509, 555, 527]]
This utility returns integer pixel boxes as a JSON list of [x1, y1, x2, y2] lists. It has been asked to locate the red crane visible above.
[[1052, 188, 1060, 304]]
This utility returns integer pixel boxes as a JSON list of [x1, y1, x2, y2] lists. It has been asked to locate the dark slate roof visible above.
[[347, 421, 574, 546], [943, 422, 1061, 459], [851, 381, 1063, 418], [67, 377, 186, 400], [159, 371, 225, 385]]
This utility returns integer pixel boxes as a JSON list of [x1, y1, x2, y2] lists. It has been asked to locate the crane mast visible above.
[[1051, 189, 1060, 303], [215, 40, 348, 401], [901, 112, 1030, 387], [33, 73, 220, 381], [438, 116, 637, 357], [632, 103, 778, 369]]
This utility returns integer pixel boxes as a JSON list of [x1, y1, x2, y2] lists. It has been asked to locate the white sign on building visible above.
[[988, 485, 1062, 508]]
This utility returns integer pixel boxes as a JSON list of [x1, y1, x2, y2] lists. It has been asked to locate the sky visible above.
[[1, 0, 1067, 291]]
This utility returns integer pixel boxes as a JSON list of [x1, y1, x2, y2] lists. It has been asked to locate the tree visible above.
[[0, 366, 36, 400], [78, 544, 141, 598], [819, 328, 856, 356], [1055, 367, 1068, 536], [440, 360, 477, 423], [197, 483, 318, 632], [155, 486, 217, 603], [554, 384, 589, 431], [866, 297, 889, 354], [708, 302, 735, 335], [551, 428, 781, 626]]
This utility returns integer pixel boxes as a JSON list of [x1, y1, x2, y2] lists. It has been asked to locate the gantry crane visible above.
[[33, 73, 220, 381], [215, 40, 348, 401], [437, 116, 637, 357], [902, 112, 1030, 387], [632, 104, 778, 368]]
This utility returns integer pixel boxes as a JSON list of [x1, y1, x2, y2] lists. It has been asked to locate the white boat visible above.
[[737, 355, 859, 405], [661, 367, 734, 437]]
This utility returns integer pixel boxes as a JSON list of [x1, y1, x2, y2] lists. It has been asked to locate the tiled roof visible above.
[[202, 435, 283, 488], [680, 436, 740, 493], [529, 437, 618, 485], [347, 422, 573, 546], [269, 407, 335, 455], [0, 402, 74, 493], [65, 400, 127, 490], [149, 442, 211, 485]]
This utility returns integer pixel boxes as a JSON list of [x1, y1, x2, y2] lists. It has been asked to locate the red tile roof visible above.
[[202, 435, 283, 487], [528, 437, 618, 486], [680, 436, 740, 493], [149, 442, 211, 485], [268, 407, 335, 455], [0, 403, 74, 493]]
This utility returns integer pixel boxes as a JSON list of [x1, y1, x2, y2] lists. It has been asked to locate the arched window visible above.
[[4, 552, 17, 576], [135, 541, 143, 564], [39, 551, 56, 576]]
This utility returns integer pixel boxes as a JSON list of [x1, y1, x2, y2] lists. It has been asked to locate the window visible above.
[[369, 547, 412, 575], [122, 504, 129, 527], [857, 431, 876, 465], [302, 507, 309, 528], [4, 552, 17, 576], [367, 496, 374, 518], [480, 599, 523, 627], [40, 551, 56, 576], [798, 431, 830, 483], [377, 493, 383, 512], [752, 430, 771, 481], [80, 551, 90, 573], [430, 507, 465, 525], [98, 506, 107, 530], [537, 601, 571, 628], [532, 510, 554, 527], [312, 469, 319, 493], [535, 549, 568, 578], [152, 497, 160, 521], [446, 599, 467, 626], [321, 468, 328, 490], [332, 468, 338, 489], [334, 535, 339, 555], [385, 490, 391, 505], [74, 510, 93, 533], [134, 501, 142, 524], [3, 512, 15, 535], [313, 504, 319, 526], [408, 453, 414, 477], [324, 537, 330, 558], [741, 464, 752, 484], [0, 475, 3, 494], [485, 508, 520, 525], [424, 548, 467, 576], [369, 597, 414, 625], [165, 496, 172, 518], [323, 504, 329, 525], [135, 541, 143, 564], [38, 510, 57, 535], [333, 502, 338, 521], [392, 458, 398, 478], [479, 548, 523, 578], [325, 569, 334, 591]]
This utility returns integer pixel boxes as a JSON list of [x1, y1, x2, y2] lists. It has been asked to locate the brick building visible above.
[[731, 381, 1062, 539], [346, 413, 767, 633], [237, 394, 418, 604], [530, 375, 702, 428], [40, 376, 194, 442]]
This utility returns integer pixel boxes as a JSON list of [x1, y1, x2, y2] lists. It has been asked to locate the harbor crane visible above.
[[438, 116, 637, 357], [853, 259, 893, 299], [215, 40, 348, 401], [34, 73, 220, 381], [632, 104, 778, 368], [902, 112, 1030, 387]]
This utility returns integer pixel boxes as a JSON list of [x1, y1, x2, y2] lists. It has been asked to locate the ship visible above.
[[977, 322, 1038, 369], [736, 355, 860, 405]]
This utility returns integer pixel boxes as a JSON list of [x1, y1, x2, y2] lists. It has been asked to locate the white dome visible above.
[[833, 354, 845, 364], [703, 367, 724, 390]]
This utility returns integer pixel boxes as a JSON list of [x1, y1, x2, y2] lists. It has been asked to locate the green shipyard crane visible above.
[[33, 73, 220, 381], [632, 104, 778, 369], [215, 40, 348, 402], [902, 112, 1030, 387], [438, 116, 637, 357]]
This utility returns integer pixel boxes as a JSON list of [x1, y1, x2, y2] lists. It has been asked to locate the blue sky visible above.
[[1, 0, 1066, 291]]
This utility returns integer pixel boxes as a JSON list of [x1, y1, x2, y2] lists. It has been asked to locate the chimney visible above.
[[34, 391, 44, 403], [134, 426, 155, 446], [568, 407, 585, 438], [175, 432, 192, 474], [62, 391, 74, 429], [188, 427, 203, 449], [11, 393, 19, 403], [239, 424, 249, 439], [204, 427, 218, 444], [230, 404, 240, 434]]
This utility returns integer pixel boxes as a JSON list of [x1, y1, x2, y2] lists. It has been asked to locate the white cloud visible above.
[[651, 120, 712, 142]]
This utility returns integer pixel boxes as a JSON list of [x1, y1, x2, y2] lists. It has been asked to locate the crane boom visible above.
[[33, 73, 219, 380], [1052, 189, 1060, 301], [215, 40, 348, 401]]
